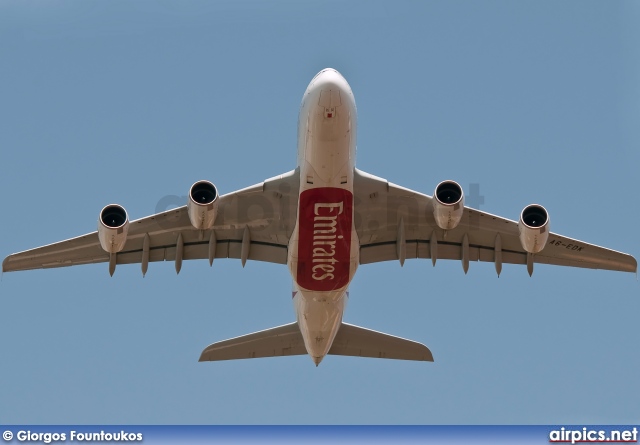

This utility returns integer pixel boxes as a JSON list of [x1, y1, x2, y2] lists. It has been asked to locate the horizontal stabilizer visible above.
[[198, 322, 307, 362], [329, 323, 434, 361], [199, 321, 433, 363]]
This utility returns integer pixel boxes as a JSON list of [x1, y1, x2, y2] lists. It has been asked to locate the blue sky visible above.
[[1, 1, 639, 424]]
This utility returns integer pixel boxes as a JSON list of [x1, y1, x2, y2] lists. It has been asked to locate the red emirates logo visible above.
[[296, 187, 353, 291]]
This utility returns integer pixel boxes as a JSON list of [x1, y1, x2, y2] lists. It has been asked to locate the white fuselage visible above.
[[287, 69, 359, 365]]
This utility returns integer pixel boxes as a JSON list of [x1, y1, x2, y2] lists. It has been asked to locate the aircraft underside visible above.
[[3, 68, 635, 366]]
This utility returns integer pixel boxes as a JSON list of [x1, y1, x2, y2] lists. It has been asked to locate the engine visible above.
[[433, 180, 464, 230], [518, 204, 549, 253], [98, 204, 129, 253], [187, 180, 219, 229]]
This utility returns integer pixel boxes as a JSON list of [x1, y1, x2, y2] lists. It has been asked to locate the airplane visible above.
[[3, 68, 637, 366]]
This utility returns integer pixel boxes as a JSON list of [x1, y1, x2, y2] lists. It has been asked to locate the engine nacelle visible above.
[[98, 204, 129, 253], [187, 180, 219, 230], [518, 204, 550, 254], [433, 180, 464, 230]]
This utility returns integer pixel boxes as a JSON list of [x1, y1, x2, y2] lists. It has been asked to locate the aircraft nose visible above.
[[306, 68, 352, 96], [314, 68, 343, 82]]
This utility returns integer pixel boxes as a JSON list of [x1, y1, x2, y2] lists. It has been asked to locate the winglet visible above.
[[2, 254, 17, 273]]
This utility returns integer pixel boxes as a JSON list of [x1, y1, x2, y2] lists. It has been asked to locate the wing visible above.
[[354, 169, 636, 274], [3, 169, 300, 273]]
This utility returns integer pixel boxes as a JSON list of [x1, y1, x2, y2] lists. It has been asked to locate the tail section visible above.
[[199, 322, 433, 363], [329, 323, 434, 361], [198, 322, 306, 362]]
